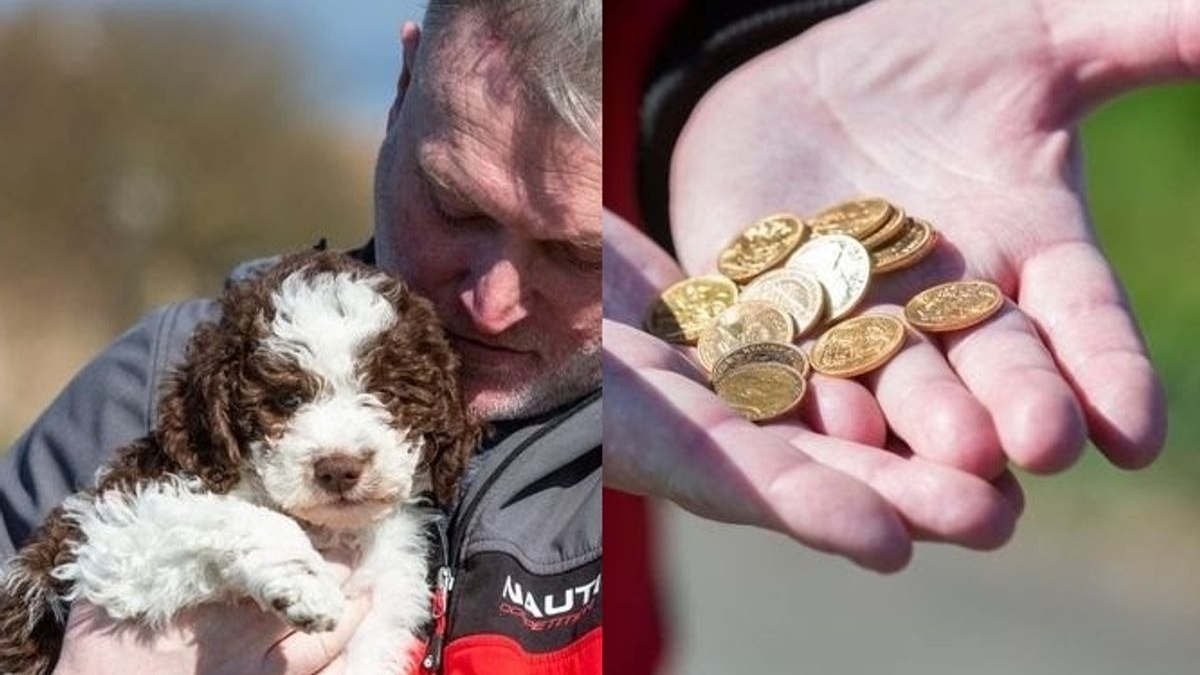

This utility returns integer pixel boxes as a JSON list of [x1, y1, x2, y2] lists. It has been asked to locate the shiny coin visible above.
[[810, 314, 907, 378], [696, 301, 794, 371], [717, 213, 809, 283], [740, 268, 826, 338], [871, 217, 938, 273], [644, 275, 739, 344], [786, 234, 872, 321], [904, 280, 1004, 332], [712, 341, 810, 382], [807, 197, 894, 240], [713, 362, 807, 422], [860, 207, 909, 249]]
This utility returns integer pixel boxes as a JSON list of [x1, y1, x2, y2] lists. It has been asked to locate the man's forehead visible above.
[[413, 12, 599, 239], [417, 139, 601, 244]]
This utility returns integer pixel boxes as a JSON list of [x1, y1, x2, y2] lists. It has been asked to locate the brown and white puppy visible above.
[[0, 251, 479, 675]]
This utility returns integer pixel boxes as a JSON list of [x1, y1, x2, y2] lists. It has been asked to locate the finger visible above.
[[942, 302, 1088, 474], [606, 318, 890, 448], [602, 319, 707, 381], [799, 374, 889, 448], [883, 442, 1027, 517], [1050, 0, 1200, 114], [263, 594, 373, 675], [1019, 239, 1167, 468], [991, 468, 1026, 517], [861, 307, 1005, 478], [604, 351, 912, 571], [763, 425, 1019, 549], [603, 209, 686, 324]]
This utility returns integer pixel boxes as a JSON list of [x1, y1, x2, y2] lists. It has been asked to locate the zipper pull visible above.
[[422, 564, 454, 672], [422, 516, 454, 673]]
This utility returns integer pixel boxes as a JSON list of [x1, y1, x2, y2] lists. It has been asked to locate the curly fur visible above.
[[0, 250, 480, 675]]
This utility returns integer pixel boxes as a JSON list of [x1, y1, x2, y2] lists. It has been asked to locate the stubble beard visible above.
[[465, 337, 601, 421]]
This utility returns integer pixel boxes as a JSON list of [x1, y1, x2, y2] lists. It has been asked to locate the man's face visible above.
[[374, 18, 601, 421]]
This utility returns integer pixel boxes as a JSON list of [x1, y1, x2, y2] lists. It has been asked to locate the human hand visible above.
[[604, 209, 1023, 571], [668, 0, 1178, 476], [52, 548, 371, 675]]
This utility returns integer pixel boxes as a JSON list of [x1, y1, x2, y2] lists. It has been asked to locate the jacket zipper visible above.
[[420, 391, 600, 672], [422, 519, 455, 672]]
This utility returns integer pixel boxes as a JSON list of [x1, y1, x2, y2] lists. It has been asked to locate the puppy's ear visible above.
[[425, 416, 482, 505], [157, 318, 246, 492]]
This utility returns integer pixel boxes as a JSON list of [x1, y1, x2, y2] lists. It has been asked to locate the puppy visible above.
[[0, 251, 479, 675]]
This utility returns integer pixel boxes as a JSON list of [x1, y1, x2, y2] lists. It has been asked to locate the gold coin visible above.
[[740, 268, 826, 338], [807, 197, 894, 240], [871, 217, 938, 273], [644, 275, 739, 344], [711, 341, 810, 383], [904, 280, 1005, 332], [713, 362, 807, 422], [860, 207, 908, 249], [810, 314, 907, 378], [696, 301, 794, 371], [785, 234, 872, 321], [717, 213, 809, 283]]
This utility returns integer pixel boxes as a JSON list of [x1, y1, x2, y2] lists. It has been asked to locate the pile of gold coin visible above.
[[644, 197, 1004, 422]]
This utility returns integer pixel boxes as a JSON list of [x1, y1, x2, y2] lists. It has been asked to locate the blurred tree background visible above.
[[0, 4, 376, 440], [1032, 84, 1200, 518], [1082, 84, 1200, 493]]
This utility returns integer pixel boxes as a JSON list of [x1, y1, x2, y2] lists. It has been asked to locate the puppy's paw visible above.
[[260, 563, 346, 633]]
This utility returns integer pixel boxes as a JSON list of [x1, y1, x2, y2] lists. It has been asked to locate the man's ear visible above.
[[387, 21, 422, 130]]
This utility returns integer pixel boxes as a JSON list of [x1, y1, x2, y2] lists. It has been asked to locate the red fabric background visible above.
[[604, 1, 688, 674]]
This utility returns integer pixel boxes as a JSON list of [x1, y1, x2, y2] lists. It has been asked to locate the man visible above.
[[1, 1, 601, 674]]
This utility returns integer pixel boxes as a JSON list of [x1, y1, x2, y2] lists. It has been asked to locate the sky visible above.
[[0, 0, 428, 130]]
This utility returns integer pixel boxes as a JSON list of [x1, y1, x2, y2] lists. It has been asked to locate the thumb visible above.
[[1051, 0, 1200, 114], [603, 209, 686, 325]]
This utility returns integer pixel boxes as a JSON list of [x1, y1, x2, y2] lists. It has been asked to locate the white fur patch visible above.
[[49, 477, 432, 675], [51, 477, 334, 627], [342, 510, 434, 673], [263, 270, 397, 391]]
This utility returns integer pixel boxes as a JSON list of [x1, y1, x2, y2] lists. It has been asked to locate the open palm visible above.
[[603, 0, 1194, 570], [669, 0, 1182, 477], [604, 211, 1021, 572]]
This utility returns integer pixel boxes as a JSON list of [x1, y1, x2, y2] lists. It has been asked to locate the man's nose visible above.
[[460, 251, 530, 335]]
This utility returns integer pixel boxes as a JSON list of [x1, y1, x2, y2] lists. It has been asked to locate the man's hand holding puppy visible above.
[[54, 550, 370, 675]]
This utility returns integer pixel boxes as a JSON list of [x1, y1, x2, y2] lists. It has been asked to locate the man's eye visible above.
[[431, 196, 467, 222], [551, 243, 602, 273], [428, 187, 484, 226]]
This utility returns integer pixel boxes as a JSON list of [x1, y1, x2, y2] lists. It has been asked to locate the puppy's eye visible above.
[[275, 392, 304, 412]]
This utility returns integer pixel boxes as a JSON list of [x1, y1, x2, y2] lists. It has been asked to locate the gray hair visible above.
[[424, 0, 601, 146]]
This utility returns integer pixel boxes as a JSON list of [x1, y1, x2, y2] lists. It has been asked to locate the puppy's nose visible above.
[[313, 454, 365, 494]]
